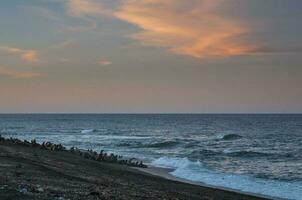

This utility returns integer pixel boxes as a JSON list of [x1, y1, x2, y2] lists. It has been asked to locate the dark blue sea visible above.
[[0, 114, 302, 199]]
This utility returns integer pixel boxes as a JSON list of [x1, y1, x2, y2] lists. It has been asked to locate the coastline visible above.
[[0, 139, 274, 200], [136, 166, 281, 200]]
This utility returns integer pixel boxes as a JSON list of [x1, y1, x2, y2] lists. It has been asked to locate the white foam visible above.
[[96, 135, 152, 140], [222, 148, 235, 154], [67, 135, 152, 141], [151, 157, 302, 200], [80, 129, 95, 134], [215, 134, 225, 140]]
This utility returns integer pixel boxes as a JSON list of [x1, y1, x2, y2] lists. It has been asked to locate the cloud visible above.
[[60, 0, 301, 58], [21, 5, 60, 21], [61, 58, 71, 63], [98, 60, 112, 66], [0, 66, 45, 79], [66, 0, 112, 17], [48, 39, 76, 50], [0, 47, 39, 63], [114, 0, 259, 59], [59, 17, 98, 32], [61, 0, 257, 58], [21, 51, 39, 63], [246, 46, 302, 54], [61, 0, 114, 32]]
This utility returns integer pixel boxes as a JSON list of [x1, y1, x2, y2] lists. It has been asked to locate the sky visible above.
[[0, 0, 302, 113]]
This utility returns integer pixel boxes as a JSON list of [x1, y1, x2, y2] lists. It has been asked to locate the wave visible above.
[[78, 135, 152, 140], [191, 149, 292, 160], [223, 150, 272, 158], [151, 157, 302, 200], [144, 141, 179, 148], [152, 156, 199, 169], [191, 149, 220, 159], [116, 143, 133, 147], [222, 149, 295, 159], [80, 129, 97, 134], [102, 135, 151, 140], [217, 134, 243, 140], [116, 141, 179, 148], [4, 126, 25, 129]]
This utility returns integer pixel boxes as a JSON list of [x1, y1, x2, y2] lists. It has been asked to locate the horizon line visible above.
[[0, 112, 301, 115]]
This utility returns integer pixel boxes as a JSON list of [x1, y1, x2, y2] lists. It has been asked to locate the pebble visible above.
[[56, 197, 69, 200], [36, 186, 44, 192], [19, 188, 28, 193], [0, 185, 8, 190]]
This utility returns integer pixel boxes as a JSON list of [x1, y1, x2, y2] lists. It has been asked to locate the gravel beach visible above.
[[0, 139, 273, 200]]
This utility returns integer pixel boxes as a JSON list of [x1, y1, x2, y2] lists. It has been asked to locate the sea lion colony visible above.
[[0, 135, 147, 168]]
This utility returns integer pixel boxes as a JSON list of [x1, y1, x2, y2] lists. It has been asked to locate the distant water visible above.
[[1, 114, 302, 199]]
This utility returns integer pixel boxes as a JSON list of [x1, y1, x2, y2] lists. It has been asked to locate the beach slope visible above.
[[0, 141, 272, 200]]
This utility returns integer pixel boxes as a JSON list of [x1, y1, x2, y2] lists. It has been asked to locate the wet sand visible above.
[[0, 140, 273, 200]]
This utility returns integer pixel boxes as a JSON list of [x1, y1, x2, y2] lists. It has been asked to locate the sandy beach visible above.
[[0, 139, 274, 200]]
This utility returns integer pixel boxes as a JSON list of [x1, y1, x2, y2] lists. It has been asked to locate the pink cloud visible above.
[[0, 66, 45, 79], [0, 46, 39, 63], [98, 60, 112, 66], [66, 0, 112, 17], [114, 0, 258, 58]]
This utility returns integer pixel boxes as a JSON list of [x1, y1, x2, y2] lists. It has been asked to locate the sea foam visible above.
[[151, 157, 302, 200], [80, 129, 96, 134], [216, 133, 243, 140]]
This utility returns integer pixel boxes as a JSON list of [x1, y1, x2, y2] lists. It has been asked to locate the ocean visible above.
[[0, 114, 301, 199]]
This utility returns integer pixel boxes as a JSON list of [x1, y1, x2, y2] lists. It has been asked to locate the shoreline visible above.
[[136, 165, 281, 200], [0, 139, 274, 200]]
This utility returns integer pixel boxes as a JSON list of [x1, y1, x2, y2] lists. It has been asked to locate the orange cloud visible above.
[[98, 60, 112, 66], [0, 66, 44, 79], [21, 51, 39, 62], [0, 47, 39, 63], [115, 0, 258, 58], [66, 0, 112, 17], [61, 0, 112, 32]]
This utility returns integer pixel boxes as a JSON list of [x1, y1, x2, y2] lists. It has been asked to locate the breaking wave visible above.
[[144, 141, 179, 148], [80, 129, 97, 134], [217, 134, 243, 140], [151, 157, 302, 200], [223, 150, 272, 158]]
